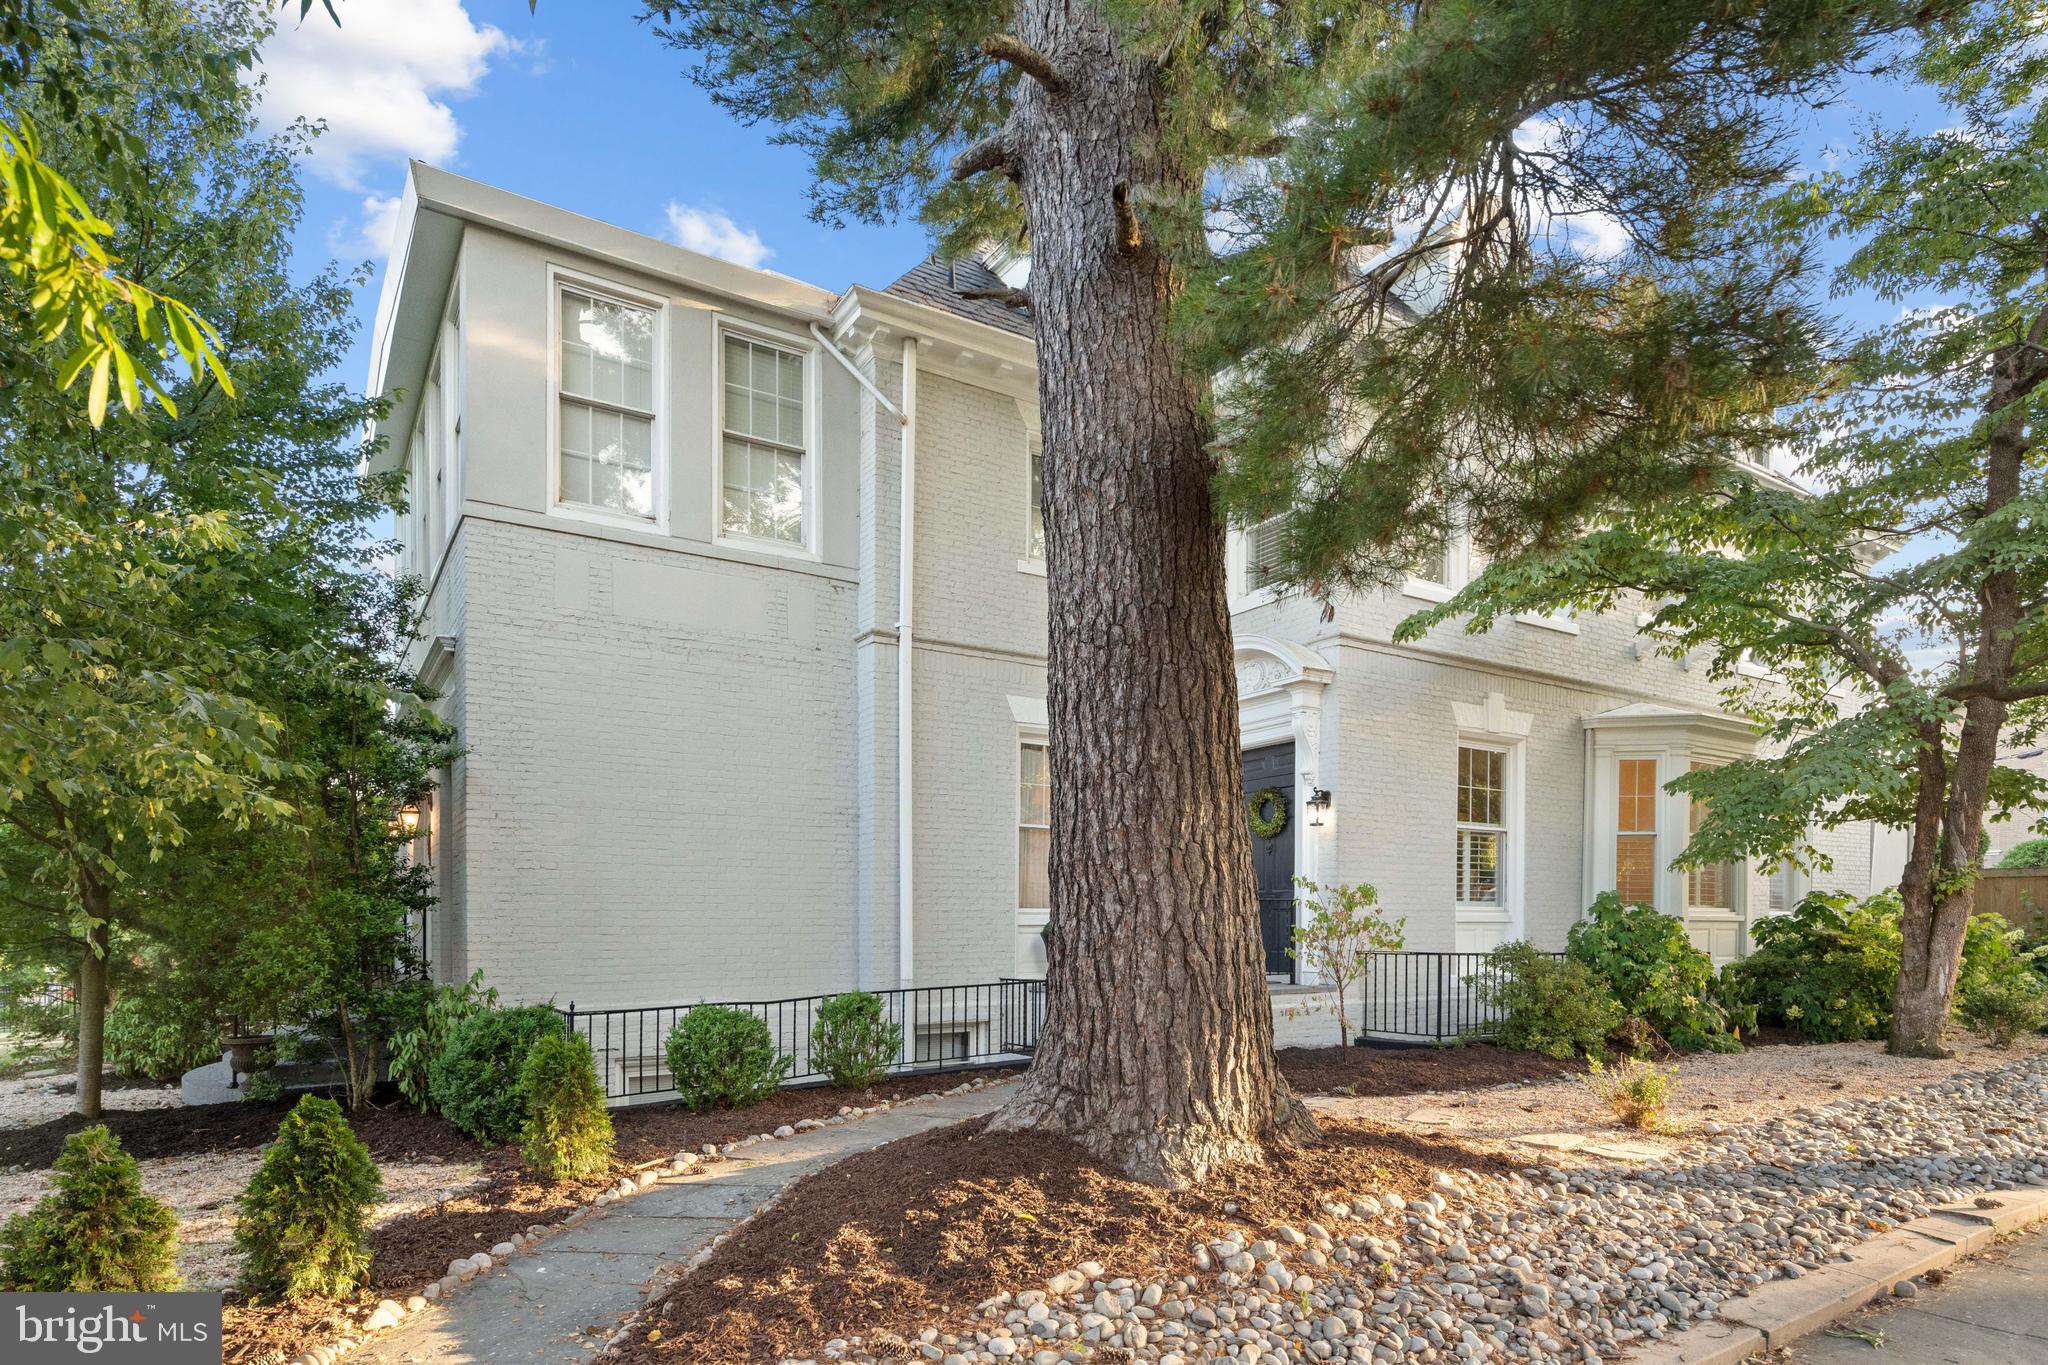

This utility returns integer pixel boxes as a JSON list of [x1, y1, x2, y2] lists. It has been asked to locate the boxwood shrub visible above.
[[665, 1005, 790, 1109], [808, 991, 902, 1089], [428, 1004, 568, 1142], [1471, 942, 1623, 1061]]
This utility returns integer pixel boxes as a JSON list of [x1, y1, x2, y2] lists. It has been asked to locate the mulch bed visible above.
[[1277, 1041, 1579, 1096], [0, 1097, 483, 1170], [214, 1068, 1022, 1365], [611, 1115, 1516, 1365]]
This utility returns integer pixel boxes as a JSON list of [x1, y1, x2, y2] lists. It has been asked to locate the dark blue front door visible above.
[[1243, 742, 1296, 981]]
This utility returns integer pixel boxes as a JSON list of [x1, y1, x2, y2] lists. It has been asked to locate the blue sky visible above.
[[254, 1, 937, 390]]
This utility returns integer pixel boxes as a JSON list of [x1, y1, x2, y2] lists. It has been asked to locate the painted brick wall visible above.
[[453, 515, 860, 1008]]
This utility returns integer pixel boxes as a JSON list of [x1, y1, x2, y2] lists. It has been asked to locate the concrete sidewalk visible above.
[[351, 1087, 1008, 1364], [1778, 1224, 2048, 1365]]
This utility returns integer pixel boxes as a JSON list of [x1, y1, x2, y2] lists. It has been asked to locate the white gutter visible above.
[[895, 336, 919, 989], [808, 323, 917, 990]]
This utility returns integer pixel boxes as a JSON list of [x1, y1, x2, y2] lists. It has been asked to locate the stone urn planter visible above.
[[222, 1033, 271, 1089]]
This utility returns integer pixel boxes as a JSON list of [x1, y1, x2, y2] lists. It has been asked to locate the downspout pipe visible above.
[[895, 337, 919, 989], [808, 323, 916, 990]]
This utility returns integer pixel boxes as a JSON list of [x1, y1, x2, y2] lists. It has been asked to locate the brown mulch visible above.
[[1277, 1041, 1579, 1096], [613, 1115, 1515, 1365], [214, 1068, 1021, 1365], [0, 1096, 483, 1170]]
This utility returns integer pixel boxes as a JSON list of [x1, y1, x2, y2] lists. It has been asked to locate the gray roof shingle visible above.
[[883, 255, 1034, 337]]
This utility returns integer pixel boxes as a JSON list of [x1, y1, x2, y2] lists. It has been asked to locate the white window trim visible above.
[[1235, 515, 1288, 604], [1450, 697, 1529, 943], [441, 286, 464, 546], [1016, 729, 1051, 918], [1400, 521, 1578, 631], [711, 314, 822, 560], [546, 264, 669, 534], [1453, 740, 1515, 915]]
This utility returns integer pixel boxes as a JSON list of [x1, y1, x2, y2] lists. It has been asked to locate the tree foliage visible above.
[[1404, 0, 2046, 1054]]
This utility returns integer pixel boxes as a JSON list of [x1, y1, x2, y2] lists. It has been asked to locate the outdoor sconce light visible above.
[[1306, 787, 1332, 827], [392, 803, 422, 838]]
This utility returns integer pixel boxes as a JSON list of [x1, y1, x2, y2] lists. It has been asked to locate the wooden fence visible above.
[[1979, 868, 2048, 932]]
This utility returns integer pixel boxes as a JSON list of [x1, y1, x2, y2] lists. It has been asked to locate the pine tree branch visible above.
[[957, 287, 1032, 310], [950, 132, 1019, 182], [979, 35, 1069, 94]]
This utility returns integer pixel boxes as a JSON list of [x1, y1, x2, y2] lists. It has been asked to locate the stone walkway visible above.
[[351, 1087, 1008, 1364], [1782, 1223, 2048, 1365]]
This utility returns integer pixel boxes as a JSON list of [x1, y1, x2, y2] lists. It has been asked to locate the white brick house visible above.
[[369, 163, 1898, 1027]]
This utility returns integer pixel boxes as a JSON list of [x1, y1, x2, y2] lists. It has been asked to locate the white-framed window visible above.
[[553, 276, 660, 523], [1765, 861, 1804, 913], [1615, 756, 1660, 906], [442, 291, 464, 543], [1684, 761, 1737, 912], [1024, 432, 1046, 563], [718, 327, 811, 547], [1243, 516, 1286, 594], [1454, 744, 1508, 907], [1018, 741, 1051, 913]]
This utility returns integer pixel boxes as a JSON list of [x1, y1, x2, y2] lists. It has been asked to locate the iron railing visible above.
[[561, 978, 1044, 1103], [1354, 948, 1566, 1042]]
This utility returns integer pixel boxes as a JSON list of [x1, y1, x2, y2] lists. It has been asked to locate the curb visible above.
[[1624, 1186, 2048, 1364]]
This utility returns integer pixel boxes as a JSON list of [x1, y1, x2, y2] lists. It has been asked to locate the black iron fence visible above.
[[1354, 948, 1565, 1042], [561, 978, 1044, 1103]]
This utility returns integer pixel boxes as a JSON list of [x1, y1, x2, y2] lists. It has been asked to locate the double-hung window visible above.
[[1018, 743, 1051, 913], [720, 331, 809, 545], [1615, 757, 1660, 906], [1685, 761, 1737, 912], [556, 283, 658, 521], [1454, 745, 1507, 907], [1244, 516, 1286, 593], [1025, 433, 1046, 562]]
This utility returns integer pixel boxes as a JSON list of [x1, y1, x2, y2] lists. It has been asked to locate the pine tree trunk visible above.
[[986, 0, 1317, 1186], [74, 875, 111, 1120]]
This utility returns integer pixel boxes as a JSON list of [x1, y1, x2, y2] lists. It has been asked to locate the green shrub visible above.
[[520, 1033, 615, 1181], [391, 971, 498, 1111], [808, 991, 902, 1089], [1471, 942, 1623, 1060], [665, 1005, 790, 1110], [1958, 979, 2047, 1045], [0, 1125, 180, 1291], [1956, 914, 2048, 1044], [235, 1095, 381, 1301], [1996, 837, 2048, 869], [103, 992, 220, 1082], [1725, 891, 1901, 1041], [428, 1005, 567, 1142], [1584, 1058, 1680, 1131], [1568, 893, 1739, 1052]]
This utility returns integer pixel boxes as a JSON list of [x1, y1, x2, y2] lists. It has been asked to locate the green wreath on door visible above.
[[1246, 787, 1288, 840]]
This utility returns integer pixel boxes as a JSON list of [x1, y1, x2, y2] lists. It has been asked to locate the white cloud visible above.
[[329, 192, 402, 260], [664, 202, 774, 268], [252, 0, 512, 188]]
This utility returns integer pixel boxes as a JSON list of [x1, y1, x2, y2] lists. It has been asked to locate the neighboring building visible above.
[[370, 164, 1892, 1038]]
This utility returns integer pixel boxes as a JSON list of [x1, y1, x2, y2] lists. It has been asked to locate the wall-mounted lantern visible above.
[[1306, 787, 1333, 827]]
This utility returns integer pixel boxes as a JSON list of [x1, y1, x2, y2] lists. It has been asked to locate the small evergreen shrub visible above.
[[1584, 1058, 1680, 1131], [0, 1125, 180, 1291], [392, 970, 498, 1111], [235, 1095, 381, 1301], [428, 1004, 567, 1142], [520, 1032, 615, 1181], [808, 991, 902, 1088], [665, 1005, 790, 1109], [1568, 893, 1739, 1052], [1471, 942, 1623, 1060]]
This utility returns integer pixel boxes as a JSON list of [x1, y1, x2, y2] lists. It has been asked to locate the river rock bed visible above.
[[822, 1053, 2048, 1364]]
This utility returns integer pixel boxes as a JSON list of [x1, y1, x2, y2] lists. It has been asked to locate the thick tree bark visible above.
[[74, 873, 111, 1120], [1889, 336, 2032, 1056], [983, 0, 1317, 1186]]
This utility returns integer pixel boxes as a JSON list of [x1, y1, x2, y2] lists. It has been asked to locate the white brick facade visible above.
[[370, 165, 1896, 1013]]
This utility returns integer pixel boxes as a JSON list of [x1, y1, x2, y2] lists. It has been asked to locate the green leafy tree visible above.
[[649, 0, 1957, 1182], [1403, 1, 2047, 1056], [0, 0, 437, 1117], [1287, 879, 1405, 1050], [2000, 838, 2048, 870], [0, 1124, 180, 1291], [235, 1094, 381, 1301]]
